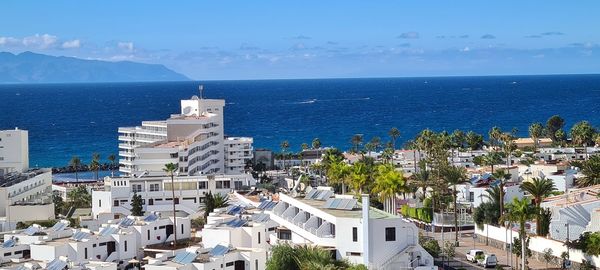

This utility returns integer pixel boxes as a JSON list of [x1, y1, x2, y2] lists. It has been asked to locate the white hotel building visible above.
[[118, 94, 253, 176], [0, 128, 29, 177]]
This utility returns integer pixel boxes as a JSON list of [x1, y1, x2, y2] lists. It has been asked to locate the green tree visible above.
[[381, 147, 394, 164], [492, 168, 511, 220], [266, 243, 350, 270], [442, 165, 469, 244], [53, 193, 65, 217], [370, 136, 382, 152], [326, 160, 351, 194], [466, 131, 484, 152], [351, 134, 363, 153], [373, 164, 407, 213], [204, 191, 215, 219], [311, 137, 321, 149], [107, 154, 117, 177], [546, 115, 565, 142], [163, 162, 178, 247], [543, 248, 554, 270], [504, 198, 537, 270], [572, 155, 600, 187], [520, 177, 556, 235], [488, 126, 503, 148], [571, 121, 596, 159], [212, 193, 230, 209], [67, 185, 91, 208], [130, 193, 144, 216], [280, 140, 290, 172], [90, 152, 101, 180], [555, 129, 567, 146], [69, 156, 82, 182], [528, 122, 544, 152], [482, 152, 502, 173], [388, 127, 401, 150]]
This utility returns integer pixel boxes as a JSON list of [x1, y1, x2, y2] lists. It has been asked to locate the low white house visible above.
[[92, 173, 255, 220]]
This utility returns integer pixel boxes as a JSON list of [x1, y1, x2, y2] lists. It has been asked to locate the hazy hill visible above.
[[0, 51, 189, 83]]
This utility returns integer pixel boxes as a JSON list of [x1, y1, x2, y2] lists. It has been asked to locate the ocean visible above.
[[1, 75, 600, 168]]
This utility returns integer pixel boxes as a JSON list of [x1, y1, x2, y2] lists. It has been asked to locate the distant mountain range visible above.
[[0, 51, 189, 83]]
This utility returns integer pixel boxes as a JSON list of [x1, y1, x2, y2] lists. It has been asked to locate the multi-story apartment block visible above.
[[118, 93, 253, 176], [224, 137, 253, 174], [0, 128, 29, 176], [92, 174, 256, 219]]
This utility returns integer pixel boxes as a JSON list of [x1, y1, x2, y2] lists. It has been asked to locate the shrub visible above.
[[421, 238, 441, 258], [401, 205, 433, 223]]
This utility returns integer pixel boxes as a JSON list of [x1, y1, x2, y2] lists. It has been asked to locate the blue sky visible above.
[[1, 1, 599, 79]]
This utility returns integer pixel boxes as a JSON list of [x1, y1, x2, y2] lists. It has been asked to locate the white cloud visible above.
[[117, 42, 134, 52], [22, 34, 58, 49], [62, 39, 81, 49], [0, 36, 20, 46]]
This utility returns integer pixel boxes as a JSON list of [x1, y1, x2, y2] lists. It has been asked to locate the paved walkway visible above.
[[423, 229, 556, 270]]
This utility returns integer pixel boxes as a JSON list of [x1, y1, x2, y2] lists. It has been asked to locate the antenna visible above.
[[199, 85, 204, 99]]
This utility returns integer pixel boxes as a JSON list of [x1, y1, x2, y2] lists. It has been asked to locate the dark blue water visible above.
[[1, 75, 600, 167]]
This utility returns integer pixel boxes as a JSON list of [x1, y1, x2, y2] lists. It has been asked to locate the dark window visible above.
[[198, 181, 207, 189], [181, 224, 184, 234], [4, 252, 10, 256], [258, 232, 261, 244], [14, 250, 22, 254], [352, 227, 358, 242], [99, 200, 101, 207], [113, 200, 119, 206], [124, 241, 128, 252], [159, 225, 166, 229], [147, 230, 150, 240], [385, 227, 396, 241], [225, 262, 234, 267], [85, 248, 88, 259]]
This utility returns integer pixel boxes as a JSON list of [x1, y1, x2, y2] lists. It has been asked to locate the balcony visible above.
[[118, 136, 135, 141], [119, 143, 135, 149], [119, 151, 135, 157]]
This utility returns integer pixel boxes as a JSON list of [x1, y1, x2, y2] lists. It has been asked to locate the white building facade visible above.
[[118, 94, 253, 176], [0, 128, 29, 176]]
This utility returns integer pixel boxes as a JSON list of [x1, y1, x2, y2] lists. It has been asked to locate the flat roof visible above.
[[293, 197, 396, 219]]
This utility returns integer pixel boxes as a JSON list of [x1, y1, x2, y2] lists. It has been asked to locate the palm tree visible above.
[[326, 160, 351, 194], [528, 122, 544, 152], [381, 147, 394, 164], [280, 140, 290, 172], [300, 143, 309, 169], [573, 155, 600, 187], [492, 168, 511, 220], [500, 132, 517, 168], [571, 121, 596, 160], [442, 165, 469, 244], [69, 156, 82, 182], [373, 164, 407, 214], [351, 134, 363, 153], [388, 127, 401, 150], [212, 193, 230, 208], [349, 162, 370, 194], [465, 131, 484, 154], [489, 126, 502, 149], [311, 138, 321, 149], [163, 163, 178, 247], [504, 198, 537, 270], [107, 154, 117, 177], [370, 136, 382, 152], [91, 153, 101, 180], [520, 177, 556, 235], [482, 152, 502, 173]]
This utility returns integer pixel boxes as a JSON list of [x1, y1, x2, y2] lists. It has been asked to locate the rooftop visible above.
[[293, 196, 396, 219], [0, 168, 50, 187]]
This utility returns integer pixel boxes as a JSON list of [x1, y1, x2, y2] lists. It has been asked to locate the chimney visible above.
[[361, 194, 370, 266]]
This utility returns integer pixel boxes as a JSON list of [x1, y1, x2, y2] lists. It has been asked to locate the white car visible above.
[[477, 254, 498, 268], [466, 249, 484, 262]]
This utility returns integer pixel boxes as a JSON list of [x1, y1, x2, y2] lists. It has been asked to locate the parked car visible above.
[[477, 254, 498, 268], [466, 249, 484, 262]]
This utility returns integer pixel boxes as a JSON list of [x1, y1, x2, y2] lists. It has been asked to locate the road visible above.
[[423, 229, 552, 270]]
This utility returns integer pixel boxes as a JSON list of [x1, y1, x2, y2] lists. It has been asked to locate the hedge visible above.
[[401, 205, 433, 223]]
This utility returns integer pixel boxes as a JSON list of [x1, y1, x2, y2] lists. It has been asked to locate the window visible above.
[[4, 252, 10, 256], [198, 181, 207, 189], [149, 183, 160, 192], [278, 229, 291, 240], [469, 192, 474, 202], [85, 248, 88, 259], [99, 200, 101, 207], [147, 230, 150, 240], [181, 224, 184, 234], [114, 200, 119, 207], [132, 184, 142, 192], [225, 262, 234, 267], [352, 227, 358, 242], [258, 232, 261, 244], [346, 252, 362, 256], [385, 227, 396, 241], [124, 241, 128, 252]]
